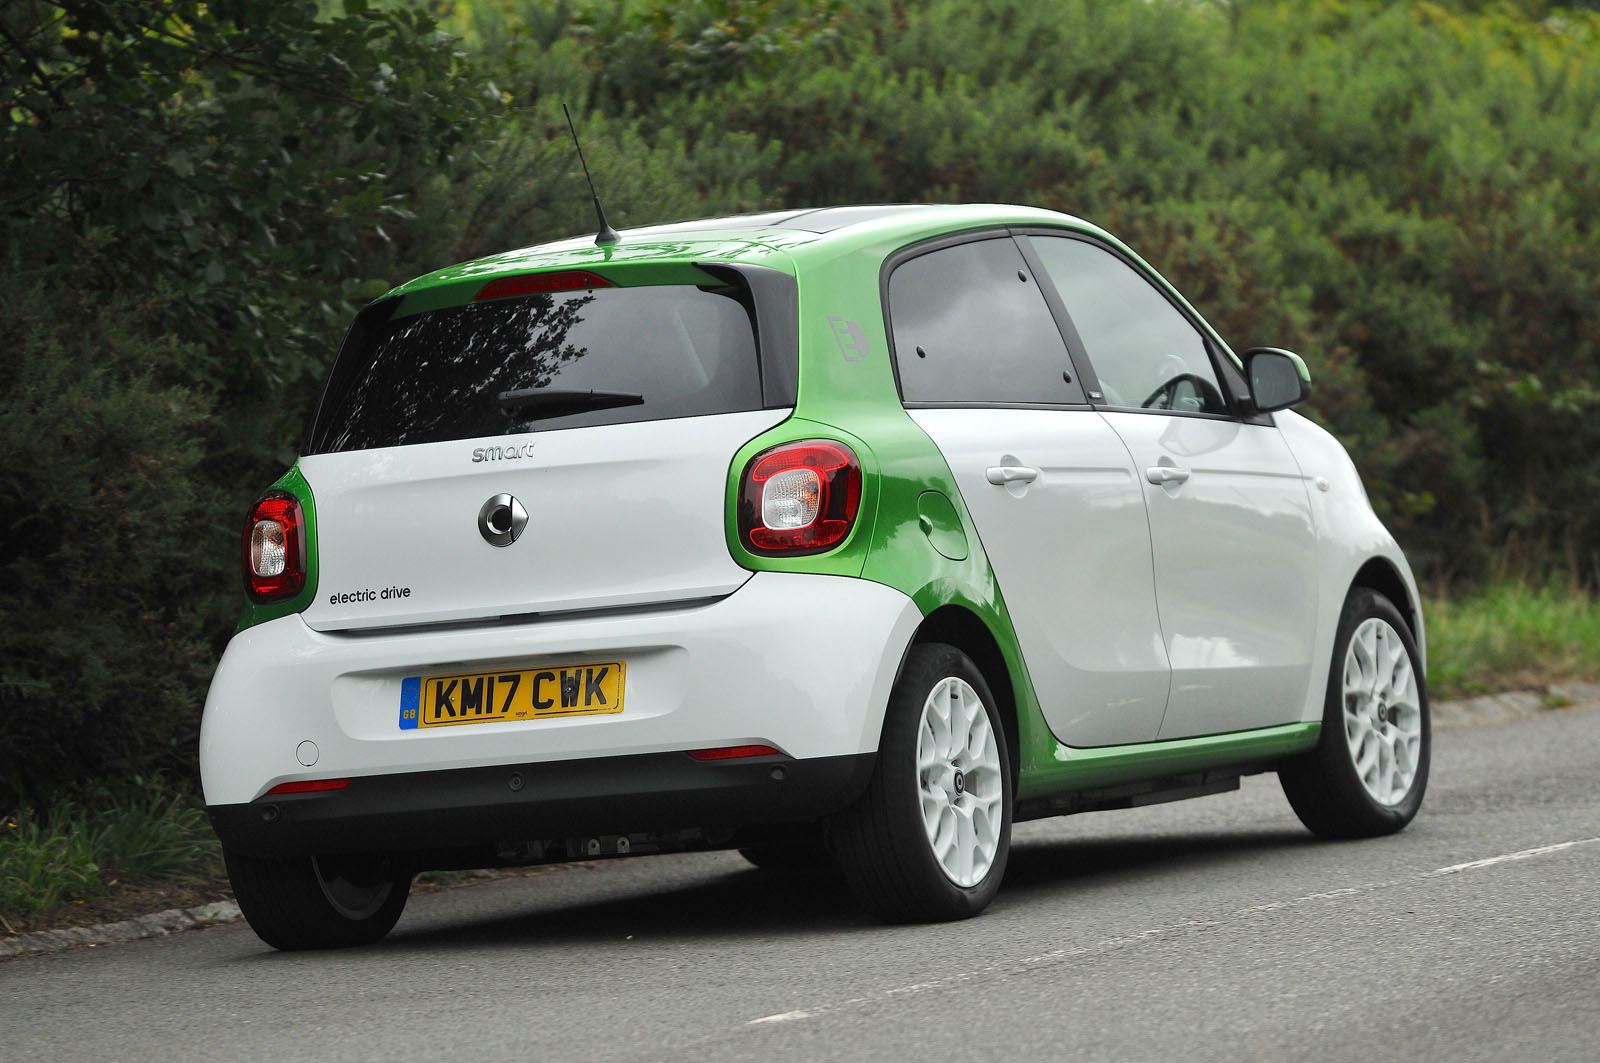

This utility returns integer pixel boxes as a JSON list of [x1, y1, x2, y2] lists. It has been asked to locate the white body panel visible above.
[[201, 572, 922, 806], [1273, 409, 1424, 726], [909, 408, 1171, 747], [298, 410, 789, 632], [1099, 411, 1321, 739]]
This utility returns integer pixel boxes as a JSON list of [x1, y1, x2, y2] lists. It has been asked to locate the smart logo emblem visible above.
[[472, 440, 537, 463], [479, 493, 528, 547]]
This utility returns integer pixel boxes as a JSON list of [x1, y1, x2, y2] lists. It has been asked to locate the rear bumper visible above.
[[201, 571, 921, 807], [210, 749, 874, 861]]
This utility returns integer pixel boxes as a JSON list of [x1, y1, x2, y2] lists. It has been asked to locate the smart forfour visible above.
[[202, 204, 1429, 950]]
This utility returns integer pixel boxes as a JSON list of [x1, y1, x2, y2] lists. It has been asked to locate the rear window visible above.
[[306, 284, 764, 453]]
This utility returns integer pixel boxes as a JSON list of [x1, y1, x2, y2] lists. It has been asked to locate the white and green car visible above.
[[203, 204, 1429, 950]]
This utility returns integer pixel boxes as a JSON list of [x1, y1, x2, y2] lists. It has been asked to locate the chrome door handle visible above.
[[1146, 466, 1191, 485], [986, 465, 1039, 485]]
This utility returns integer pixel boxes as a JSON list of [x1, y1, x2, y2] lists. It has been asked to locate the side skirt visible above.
[[1016, 721, 1320, 810]]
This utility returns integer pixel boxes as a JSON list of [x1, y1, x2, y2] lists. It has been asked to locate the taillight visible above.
[[242, 491, 307, 603], [737, 440, 862, 556]]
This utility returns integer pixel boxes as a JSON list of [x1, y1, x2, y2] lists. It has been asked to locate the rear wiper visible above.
[[496, 388, 644, 420]]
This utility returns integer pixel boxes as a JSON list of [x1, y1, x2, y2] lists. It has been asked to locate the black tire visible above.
[[1279, 588, 1430, 838], [738, 832, 834, 873], [225, 848, 413, 951], [829, 642, 1013, 922]]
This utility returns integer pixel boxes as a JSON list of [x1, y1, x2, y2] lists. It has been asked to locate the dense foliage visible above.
[[3, 0, 1598, 801]]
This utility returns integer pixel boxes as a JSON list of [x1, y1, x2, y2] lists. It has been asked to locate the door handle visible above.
[[986, 465, 1039, 485], [1146, 465, 1191, 485]]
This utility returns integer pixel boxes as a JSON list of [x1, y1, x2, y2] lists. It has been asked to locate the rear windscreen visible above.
[[306, 285, 764, 453]]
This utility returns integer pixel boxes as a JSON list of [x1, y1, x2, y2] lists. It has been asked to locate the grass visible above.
[[1, 781, 221, 933], [1424, 579, 1600, 700], [3, 578, 1597, 933]]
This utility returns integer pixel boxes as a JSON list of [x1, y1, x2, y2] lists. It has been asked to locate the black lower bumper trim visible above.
[[209, 750, 875, 861]]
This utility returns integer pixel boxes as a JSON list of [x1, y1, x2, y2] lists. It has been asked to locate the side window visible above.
[[1029, 236, 1229, 416], [888, 237, 1083, 405]]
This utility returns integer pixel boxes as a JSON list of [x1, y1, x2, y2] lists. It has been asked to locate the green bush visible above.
[[0, 280, 229, 802], [0, 0, 499, 802]]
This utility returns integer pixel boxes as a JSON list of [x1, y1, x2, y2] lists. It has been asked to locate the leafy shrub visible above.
[[0, 781, 220, 923]]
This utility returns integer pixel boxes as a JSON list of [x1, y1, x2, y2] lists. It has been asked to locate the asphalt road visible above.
[[5, 704, 1597, 1063]]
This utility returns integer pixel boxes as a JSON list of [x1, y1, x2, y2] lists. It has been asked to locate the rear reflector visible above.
[[265, 778, 352, 795], [474, 270, 614, 301], [689, 745, 783, 761]]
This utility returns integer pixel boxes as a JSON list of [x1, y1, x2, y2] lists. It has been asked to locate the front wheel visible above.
[[829, 643, 1012, 922], [225, 848, 413, 950], [1279, 588, 1430, 838]]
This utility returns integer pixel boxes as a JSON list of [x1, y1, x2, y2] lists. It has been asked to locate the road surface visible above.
[[4, 703, 1597, 1062]]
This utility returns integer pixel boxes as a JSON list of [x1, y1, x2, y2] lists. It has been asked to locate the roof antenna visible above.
[[563, 103, 619, 247]]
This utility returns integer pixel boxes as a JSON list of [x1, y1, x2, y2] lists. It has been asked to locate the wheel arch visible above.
[[1349, 557, 1421, 642], [909, 605, 1021, 783]]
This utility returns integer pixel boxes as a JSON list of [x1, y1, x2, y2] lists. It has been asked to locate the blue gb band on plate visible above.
[[399, 676, 421, 730]]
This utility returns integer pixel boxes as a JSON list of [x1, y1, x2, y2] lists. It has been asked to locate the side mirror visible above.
[[1243, 347, 1311, 413]]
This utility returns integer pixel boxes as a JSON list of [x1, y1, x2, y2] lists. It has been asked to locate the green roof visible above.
[[386, 203, 1113, 298]]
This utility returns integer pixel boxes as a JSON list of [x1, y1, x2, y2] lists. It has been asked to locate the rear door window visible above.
[[887, 237, 1085, 406], [308, 284, 764, 453]]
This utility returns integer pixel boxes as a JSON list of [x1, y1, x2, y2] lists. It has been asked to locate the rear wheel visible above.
[[738, 830, 834, 873], [225, 848, 413, 950], [1280, 588, 1430, 838], [830, 643, 1012, 922]]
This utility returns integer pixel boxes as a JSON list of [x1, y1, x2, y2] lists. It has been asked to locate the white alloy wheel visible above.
[[830, 642, 1012, 921], [916, 675, 1004, 887], [1340, 616, 1423, 806]]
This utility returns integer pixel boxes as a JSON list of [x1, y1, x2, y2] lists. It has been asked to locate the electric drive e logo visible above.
[[830, 316, 871, 362]]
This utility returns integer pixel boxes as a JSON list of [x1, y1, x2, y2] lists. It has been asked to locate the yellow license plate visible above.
[[399, 661, 625, 729]]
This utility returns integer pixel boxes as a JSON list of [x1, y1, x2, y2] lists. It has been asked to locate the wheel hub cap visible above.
[[916, 676, 1003, 888], [1341, 617, 1422, 806]]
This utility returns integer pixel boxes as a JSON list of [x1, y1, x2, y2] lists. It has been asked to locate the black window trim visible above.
[[1010, 226, 1272, 427], [692, 261, 800, 410], [879, 227, 1094, 411]]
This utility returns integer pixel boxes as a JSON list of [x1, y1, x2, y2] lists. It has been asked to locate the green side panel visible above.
[[723, 231, 1320, 801], [235, 465, 319, 633], [719, 238, 1061, 788], [1017, 723, 1321, 802]]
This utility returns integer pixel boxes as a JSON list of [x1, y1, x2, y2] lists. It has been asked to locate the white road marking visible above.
[[743, 836, 1600, 1028], [1424, 836, 1600, 876]]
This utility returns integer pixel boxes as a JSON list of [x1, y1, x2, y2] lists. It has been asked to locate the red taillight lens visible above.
[[242, 491, 307, 603], [474, 270, 614, 301], [737, 440, 862, 556]]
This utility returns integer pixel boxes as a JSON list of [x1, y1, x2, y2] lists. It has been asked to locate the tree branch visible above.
[[0, 12, 67, 111]]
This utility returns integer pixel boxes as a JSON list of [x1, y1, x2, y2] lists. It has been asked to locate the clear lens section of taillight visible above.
[[250, 519, 288, 577], [242, 492, 306, 602], [738, 440, 862, 556], [760, 468, 822, 529]]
